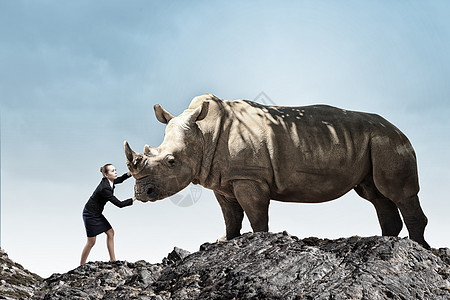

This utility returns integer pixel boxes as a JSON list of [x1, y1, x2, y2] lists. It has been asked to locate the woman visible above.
[[80, 163, 136, 265]]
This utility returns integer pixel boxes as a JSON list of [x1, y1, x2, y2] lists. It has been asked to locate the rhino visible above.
[[124, 94, 429, 249]]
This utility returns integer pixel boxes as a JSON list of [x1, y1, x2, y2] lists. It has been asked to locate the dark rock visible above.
[[0, 248, 42, 299], [33, 260, 164, 300], [155, 233, 450, 299], [2, 233, 450, 299], [162, 247, 192, 266]]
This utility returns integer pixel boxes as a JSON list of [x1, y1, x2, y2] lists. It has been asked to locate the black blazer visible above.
[[84, 173, 133, 214]]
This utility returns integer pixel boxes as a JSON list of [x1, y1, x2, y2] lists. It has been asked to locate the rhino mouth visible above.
[[136, 187, 159, 202], [135, 176, 184, 202], [146, 187, 158, 199], [135, 176, 160, 202]]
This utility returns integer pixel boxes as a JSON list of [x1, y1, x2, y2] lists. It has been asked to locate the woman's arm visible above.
[[114, 172, 132, 184], [102, 188, 133, 208]]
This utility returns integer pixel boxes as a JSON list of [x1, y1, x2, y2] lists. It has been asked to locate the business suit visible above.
[[83, 173, 133, 237]]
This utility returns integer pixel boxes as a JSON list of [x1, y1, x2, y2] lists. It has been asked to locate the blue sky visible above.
[[1, 0, 449, 277]]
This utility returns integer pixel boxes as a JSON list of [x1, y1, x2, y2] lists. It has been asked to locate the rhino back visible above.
[[198, 99, 409, 202]]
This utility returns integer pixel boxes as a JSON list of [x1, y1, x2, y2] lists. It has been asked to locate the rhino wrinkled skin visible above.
[[125, 94, 429, 248]]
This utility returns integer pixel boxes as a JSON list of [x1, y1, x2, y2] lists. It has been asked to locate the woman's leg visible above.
[[80, 236, 96, 265], [105, 228, 116, 262]]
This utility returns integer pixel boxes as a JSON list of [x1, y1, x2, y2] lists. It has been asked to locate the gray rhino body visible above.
[[125, 94, 429, 248]]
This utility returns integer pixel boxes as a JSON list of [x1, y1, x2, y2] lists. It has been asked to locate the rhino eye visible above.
[[164, 154, 176, 168]]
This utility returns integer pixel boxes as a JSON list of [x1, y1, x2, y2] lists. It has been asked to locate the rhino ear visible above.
[[189, 100, 210, 123], [154, 104, 174, 124]]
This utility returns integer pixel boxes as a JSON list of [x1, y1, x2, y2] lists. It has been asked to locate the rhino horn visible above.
[[124, 141, 138, 164], [144, 144, 158, 156], [154, 104, 174, 124]]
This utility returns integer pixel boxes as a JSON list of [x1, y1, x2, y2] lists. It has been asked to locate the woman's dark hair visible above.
[[100, 164, 113, 177]]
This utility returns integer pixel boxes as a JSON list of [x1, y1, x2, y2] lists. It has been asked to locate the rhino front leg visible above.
[[233, 180, 270, 233], [214, 191, 244, 240]]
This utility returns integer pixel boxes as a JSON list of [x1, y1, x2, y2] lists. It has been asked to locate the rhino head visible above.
[[124, 100, 209, 202]]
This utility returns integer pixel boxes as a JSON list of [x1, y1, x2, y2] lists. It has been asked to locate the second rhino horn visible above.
[[144, 144, 159, 156]]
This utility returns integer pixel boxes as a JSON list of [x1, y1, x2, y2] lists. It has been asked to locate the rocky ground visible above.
[[1, 232, 449, 299], [0, 248, 42, 299]]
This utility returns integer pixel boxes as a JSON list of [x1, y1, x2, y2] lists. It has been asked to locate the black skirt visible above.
[[82, 208, 112, 237]]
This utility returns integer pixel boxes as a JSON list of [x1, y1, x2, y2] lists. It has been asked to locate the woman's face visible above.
[[105, 165, 118, 181]]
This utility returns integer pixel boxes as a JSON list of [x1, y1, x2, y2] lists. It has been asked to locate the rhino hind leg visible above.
[[369, 141, 429, 249], [395, 195, 430, 249], [355, 177, 403, 237]]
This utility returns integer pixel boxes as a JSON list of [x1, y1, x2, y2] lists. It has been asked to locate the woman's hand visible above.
[[132, 196, 137, 202], [127, 172, 132, 176]]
